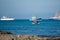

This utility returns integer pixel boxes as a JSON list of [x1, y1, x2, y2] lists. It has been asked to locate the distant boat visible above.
[[37, 17, 42, 21], [0, 16, 15, 20], [31, 16, 40, 24], [32, 16, 37, 21], [50, 12, 60, 20]]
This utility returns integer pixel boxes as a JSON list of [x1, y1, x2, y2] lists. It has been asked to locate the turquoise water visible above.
[[0, 19, 60, 37]]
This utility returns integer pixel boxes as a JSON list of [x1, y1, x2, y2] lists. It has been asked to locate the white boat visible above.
[[29, 16, 37, 21], [51, 12, 60, 20], [30, 16, 40, 24], [32, 16, 37, 21], [0, 16, 15, 20]]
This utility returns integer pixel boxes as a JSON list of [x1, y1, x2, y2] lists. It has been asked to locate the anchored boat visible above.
[[0, 16, 15, 20], [50, 12, 60, 20]]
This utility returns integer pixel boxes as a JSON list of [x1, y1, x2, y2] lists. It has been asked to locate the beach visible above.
[[0, 31, 60, 40], [0, 34, 60, 40]]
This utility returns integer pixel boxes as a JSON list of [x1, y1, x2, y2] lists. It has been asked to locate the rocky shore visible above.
[[0, 31, 60, 40], [0, 30, 12, 34]]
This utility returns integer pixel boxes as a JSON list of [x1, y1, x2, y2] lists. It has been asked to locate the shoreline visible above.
[[0, 34, 60, 40], [0, 31, 60, 40]]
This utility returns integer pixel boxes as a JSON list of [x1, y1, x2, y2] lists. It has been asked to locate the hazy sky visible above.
[[0, 0, 60, 19]]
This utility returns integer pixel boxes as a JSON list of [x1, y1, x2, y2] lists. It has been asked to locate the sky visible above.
[[0, 0, 60, 19]]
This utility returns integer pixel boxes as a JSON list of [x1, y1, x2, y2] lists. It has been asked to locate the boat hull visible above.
[[0, 18, 15, 20]]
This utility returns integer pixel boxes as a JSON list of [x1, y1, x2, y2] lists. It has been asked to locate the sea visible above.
[[0, 19, 60, 37]]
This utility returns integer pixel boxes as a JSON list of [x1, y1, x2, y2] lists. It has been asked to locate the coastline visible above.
[[0, 31, 60, 40], [0, 34, 60, 40]]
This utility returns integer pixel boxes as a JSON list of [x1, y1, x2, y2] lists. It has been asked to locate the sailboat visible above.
[[31, 16, 39, 24]]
